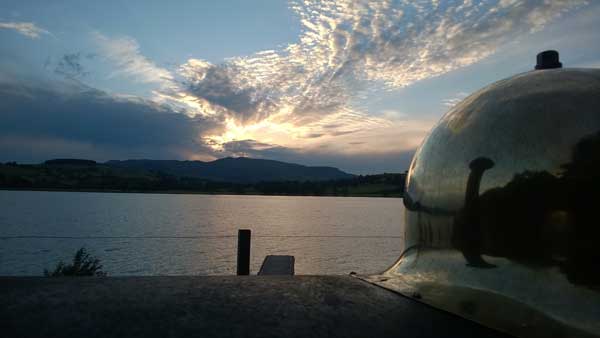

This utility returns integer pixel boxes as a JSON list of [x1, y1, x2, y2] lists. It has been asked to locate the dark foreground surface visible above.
[[0, 276, 509, 338]]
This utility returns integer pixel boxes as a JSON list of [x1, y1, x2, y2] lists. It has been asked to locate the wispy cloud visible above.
[[0, 21, 50, 39], [167, 1, 586, 118], [160, 0, 586, 157], [443, 92, 469, 107], [93, 32, 173, 86], [285, 0, 587, 89], [54, 53, 90, 80]]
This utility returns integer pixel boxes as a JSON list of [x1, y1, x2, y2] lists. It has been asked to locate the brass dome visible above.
[[363, 52, 600, 338]]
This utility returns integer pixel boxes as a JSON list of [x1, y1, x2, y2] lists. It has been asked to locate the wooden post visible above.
[[237, 229, 251, 275]]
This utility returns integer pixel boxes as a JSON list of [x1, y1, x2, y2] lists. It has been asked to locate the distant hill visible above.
[[105, 157, 353, 183], [45, 159, 98, 166], [0, 159, 405, 197], [0, 160, 406, 197]]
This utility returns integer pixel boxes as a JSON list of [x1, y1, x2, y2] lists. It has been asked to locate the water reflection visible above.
[[0, 194, 403, 275], [454, 157, 496, 269], [400, 130, 600, 284], [474, 131, 600, 285]]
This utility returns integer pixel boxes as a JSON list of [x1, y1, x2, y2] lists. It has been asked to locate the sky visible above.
[[1, 0, 600, 174]]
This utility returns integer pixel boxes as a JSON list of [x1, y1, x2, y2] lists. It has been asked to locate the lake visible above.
[[0, 190, 404, 276]]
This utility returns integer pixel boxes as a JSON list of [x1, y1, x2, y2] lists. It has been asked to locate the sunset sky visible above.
[[1, 0, 600, 174]]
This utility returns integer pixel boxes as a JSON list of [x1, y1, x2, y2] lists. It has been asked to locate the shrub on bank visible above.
[[44, 247, 106, 277]]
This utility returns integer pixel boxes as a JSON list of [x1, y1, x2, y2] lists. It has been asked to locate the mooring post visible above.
[[237, 229, 251, 275]]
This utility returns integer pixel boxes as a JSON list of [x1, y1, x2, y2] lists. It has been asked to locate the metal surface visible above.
[[535, 50, 562, 69], [0, 276, 510, 338], [365, 66, 600, 338]]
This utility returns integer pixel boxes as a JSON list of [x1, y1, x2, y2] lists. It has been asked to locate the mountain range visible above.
[[1, 158, 407, 196], [47, 157, 354, 183]]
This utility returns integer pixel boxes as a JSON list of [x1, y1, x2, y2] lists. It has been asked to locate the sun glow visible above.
[[204, 117, 300, 151]]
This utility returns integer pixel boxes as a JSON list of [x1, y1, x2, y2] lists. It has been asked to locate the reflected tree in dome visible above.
[[473, 130, 600, 287]]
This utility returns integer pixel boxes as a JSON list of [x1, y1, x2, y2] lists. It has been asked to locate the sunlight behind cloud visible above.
[[0, 0, 597, 172], [153, 0, 587, 162]]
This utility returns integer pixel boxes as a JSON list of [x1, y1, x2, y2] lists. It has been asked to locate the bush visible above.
[[44, 247, 106, 277]]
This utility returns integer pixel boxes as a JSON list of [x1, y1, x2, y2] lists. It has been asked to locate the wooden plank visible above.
[[258, 255, 295, 275]]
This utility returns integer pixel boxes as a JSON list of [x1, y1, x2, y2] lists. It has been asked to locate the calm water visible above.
[[0, 190, 404, 275]]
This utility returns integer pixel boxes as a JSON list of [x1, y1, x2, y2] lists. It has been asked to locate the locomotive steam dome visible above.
[[364, 51, 600, 338]]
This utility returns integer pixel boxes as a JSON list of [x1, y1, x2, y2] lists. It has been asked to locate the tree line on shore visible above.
[[0, 162, 406, 197]]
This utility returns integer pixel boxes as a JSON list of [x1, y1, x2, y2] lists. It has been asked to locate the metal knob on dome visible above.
[[362, 51, 600, 338], [535, 50, 563, 69]]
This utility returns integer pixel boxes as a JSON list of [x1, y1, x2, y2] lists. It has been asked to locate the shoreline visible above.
[[0, 187, 403, 198]]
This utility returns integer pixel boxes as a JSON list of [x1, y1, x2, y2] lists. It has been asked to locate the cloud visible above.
[[54, 53, 90, 80], [288, 0, 586, 88], [220, 139, 414, 174], [177, 60, 275, 123], [0, 80, 220, 163], [222, 139, 282, 156], [93, 32, 174, 86], [442, 92, 469, 107], [0, 21, 50, 39], [164, 0, 586, 141]]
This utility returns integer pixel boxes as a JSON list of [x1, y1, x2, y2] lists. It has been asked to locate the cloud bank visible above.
[[0, 81, 220, 163]]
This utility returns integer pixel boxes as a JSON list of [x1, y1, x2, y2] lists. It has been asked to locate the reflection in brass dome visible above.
[[362, 54, 600, 338]]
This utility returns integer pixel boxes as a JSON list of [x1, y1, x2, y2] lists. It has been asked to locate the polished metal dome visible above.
[[364, 51, 600, 338]]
